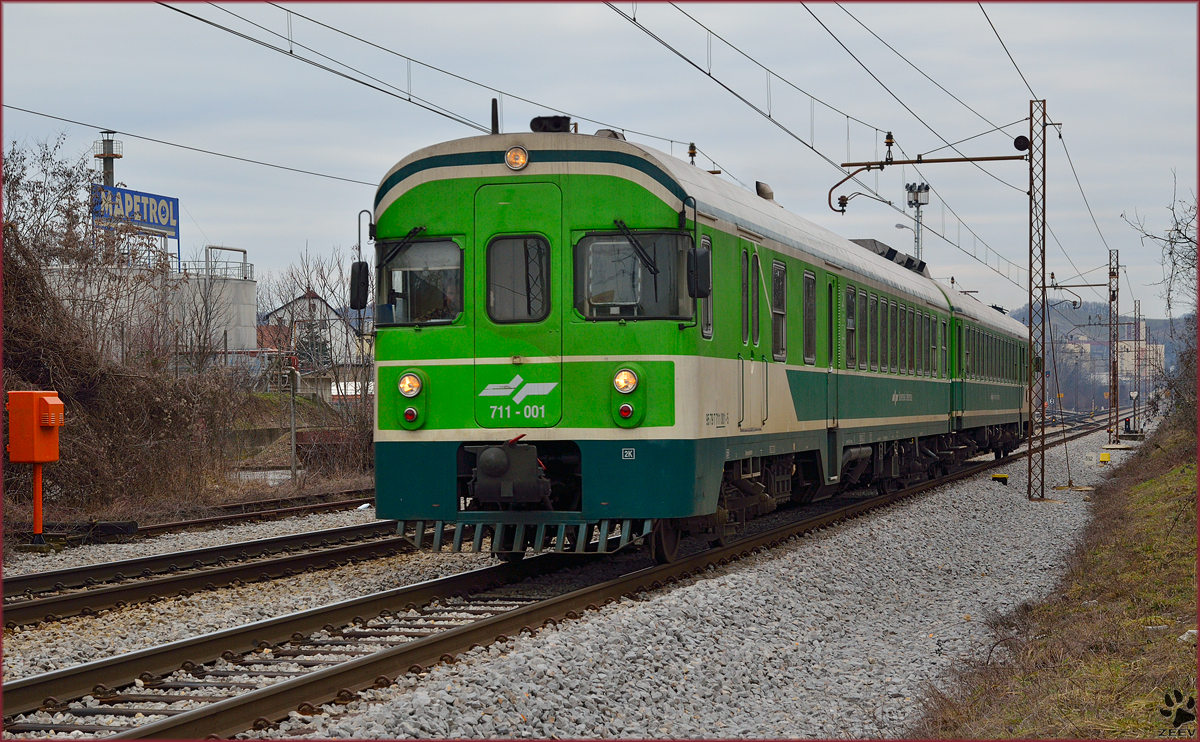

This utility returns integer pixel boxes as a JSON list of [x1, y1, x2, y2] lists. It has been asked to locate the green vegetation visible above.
[[912, 416, 1197, 738]]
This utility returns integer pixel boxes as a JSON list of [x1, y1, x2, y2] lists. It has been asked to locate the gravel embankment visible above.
[[2, 548, 492, 681], [260, 431, 1129, 739], [2, 507, 382, 577]]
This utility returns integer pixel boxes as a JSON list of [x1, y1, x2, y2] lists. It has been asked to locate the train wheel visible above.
[[652, 519, 681, 564], [497, 551, 526, 563]]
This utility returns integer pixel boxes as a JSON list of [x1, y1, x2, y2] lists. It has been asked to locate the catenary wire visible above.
[[978, 3, 1038, 99], [835, 3, 1013, 139], [608, 3, 1027, 290], [157, 3, 491, 133], [266, 2, 692, 149], [977, 3, 1114, 306], [222, 3, 753, 186], [222, 3, 754, 187], [800, 2, 1025, 195], [1056, 131, 1113, 254], [2, 104, 377, 186], [205, 3, 493, 131], [668, 3, 883, 133], [1047, 223, 1106, 302], [918, 119, 1028, 159]]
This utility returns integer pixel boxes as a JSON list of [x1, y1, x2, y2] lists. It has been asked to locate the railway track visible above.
[[9, 489, 375, 546], [2, 522, 418, 628], [3, 423, 1112, 739]]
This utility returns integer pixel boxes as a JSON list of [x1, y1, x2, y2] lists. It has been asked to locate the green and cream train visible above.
[[357, 118, 1030, 563]]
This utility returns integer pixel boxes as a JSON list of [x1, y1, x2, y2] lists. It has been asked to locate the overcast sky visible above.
[[4, 3, 1195, 319]]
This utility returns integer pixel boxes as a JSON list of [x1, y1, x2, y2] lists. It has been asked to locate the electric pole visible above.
[[1108, 249, 1119, 443], [1027, 99, 1048, 501]]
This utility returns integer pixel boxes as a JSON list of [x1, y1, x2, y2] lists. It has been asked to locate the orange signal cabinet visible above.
[[7, 391, 64, 463]]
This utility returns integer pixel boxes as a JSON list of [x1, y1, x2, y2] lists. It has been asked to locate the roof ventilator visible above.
[[849, 238, 930, 278]]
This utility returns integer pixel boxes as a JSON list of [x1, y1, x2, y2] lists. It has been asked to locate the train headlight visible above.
[[613, 369, 638, 394], [505, 146, 529, 170], [398, 373, 422, 398]]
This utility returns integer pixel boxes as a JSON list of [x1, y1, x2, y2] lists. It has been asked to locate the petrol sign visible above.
[[92, 185, 179, 239]]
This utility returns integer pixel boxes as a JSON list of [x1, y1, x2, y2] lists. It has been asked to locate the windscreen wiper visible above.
[[613, 220, 659, 276], [378, 226, 427, 269], [614, 219, 660, 302]]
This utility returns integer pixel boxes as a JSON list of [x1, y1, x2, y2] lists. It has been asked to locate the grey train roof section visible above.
[[634, 141, 1029, 338], [375, 132, 1027, 339]]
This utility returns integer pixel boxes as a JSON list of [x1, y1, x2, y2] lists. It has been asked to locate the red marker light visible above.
[[618, 403, 634, 419], [404, 407, 418, 422]]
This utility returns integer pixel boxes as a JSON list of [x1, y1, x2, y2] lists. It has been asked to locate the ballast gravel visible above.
[[257, 430, 1128, 739], [2, 507, 381, 577], [2, 547, 491, 681]]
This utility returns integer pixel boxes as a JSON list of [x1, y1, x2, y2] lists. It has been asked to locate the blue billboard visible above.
[[91, 185, 179, 240]]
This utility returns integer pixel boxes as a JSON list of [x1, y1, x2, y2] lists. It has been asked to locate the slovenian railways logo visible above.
[[479, 375, 558, 403], [891, 391, 913, 404]]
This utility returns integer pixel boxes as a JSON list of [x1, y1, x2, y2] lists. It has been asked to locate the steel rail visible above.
[[2, 534, 421, 628], [7, 490, 376, 543], [6, 423, 1109, 734], [115, 428, 1104, 740], [1, 556, 579, 717], [4, 521, 397, 598], [136, 497, 375, 537], [204, 488, 374, 515]]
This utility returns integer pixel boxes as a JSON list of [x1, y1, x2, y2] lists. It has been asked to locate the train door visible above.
[[825, 275, 839, 426], [738, 240, 764, 431], [825, 274, 839, 483], [472, 183, 563, 428], [951, 319, 964, 428]]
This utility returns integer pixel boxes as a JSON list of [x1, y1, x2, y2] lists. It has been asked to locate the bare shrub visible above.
[[3, 137, 250, 525]]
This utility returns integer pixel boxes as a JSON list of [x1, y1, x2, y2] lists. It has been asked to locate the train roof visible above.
[[630, 140, 1027, 337], [376, 132, 1027, 338]]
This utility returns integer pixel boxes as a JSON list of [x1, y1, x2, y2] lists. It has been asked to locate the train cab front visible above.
[[367, 130, 712, 558]]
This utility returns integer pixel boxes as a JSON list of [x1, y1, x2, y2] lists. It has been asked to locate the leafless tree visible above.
[[1123, 177, 1197, 424], [256, 246, 374, 472]]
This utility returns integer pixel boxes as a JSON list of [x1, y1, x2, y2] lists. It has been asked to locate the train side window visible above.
[[701, 236, 714, 340], [908, 306, 916, 375], [845, 286, 856, 369], [751, 253, 762, 346], [919, 314, 927, 376], [487, 236, 551, 323], [924, 314, 931, 376], [916, 312, 924, 376], [981, 332, 987, 380], [928, 315, 936, 377], [941, 320, 947, 379], [898, 305, 907, 374], [803, 271, 817, 364], [741, 250, 750, 345], [964, 327, 971, 378], [889, 301, 898, 373], [771, 261, 787, 361], [858, 291, 868, 370], [868, 294, 879, 370]]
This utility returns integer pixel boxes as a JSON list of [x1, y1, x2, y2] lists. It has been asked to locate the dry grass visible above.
[[910, 415, 1197, 739]]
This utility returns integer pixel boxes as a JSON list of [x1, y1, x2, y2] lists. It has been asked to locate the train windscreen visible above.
[[574, 232, 691, 319]]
